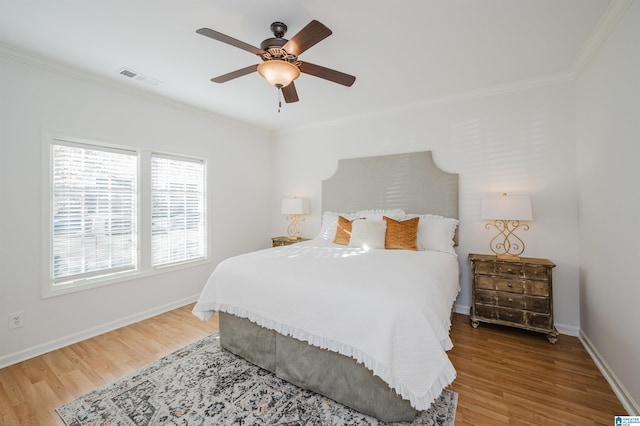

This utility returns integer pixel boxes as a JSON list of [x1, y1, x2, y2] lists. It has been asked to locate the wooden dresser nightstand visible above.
[[469, 253, 558, 343], [271, 236, 310, 247]]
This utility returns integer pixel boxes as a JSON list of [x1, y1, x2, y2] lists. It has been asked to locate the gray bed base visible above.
[[219, 312, 417, 422], [218, 151, 458, 422]]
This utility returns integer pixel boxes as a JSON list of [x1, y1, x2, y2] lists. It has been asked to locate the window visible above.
[[51, 141, 137, 284], [151, 155, 206, 267], [45, 135, 208, 296]]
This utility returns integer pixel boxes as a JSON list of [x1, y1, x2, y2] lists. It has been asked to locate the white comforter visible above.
[[192, 238, 460, 411]]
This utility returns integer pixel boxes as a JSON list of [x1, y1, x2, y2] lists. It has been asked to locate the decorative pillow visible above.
[[348, 220, 387, 249], [383, 216, 419, 250], [412, 214, 459, 254], [333, 216, 363, 245]]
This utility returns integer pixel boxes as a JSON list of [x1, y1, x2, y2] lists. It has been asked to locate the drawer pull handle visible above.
[[508, 283, 513, 287], [508, 298, 514, 302]]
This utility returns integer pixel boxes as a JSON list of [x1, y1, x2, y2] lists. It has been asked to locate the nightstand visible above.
[[469, 253, 558, 343], [271, 236, 310, 247]]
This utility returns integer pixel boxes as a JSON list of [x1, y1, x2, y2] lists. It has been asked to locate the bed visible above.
[[193, 151, 460, 422]]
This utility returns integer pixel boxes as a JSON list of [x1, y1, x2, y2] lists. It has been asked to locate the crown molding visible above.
[[569, 0, 634, 78], [0, 43, 273, 137], [278, 70, 574, 136]]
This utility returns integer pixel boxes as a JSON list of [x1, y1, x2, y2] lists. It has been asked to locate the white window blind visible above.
[[151, 155, 205, 267], [51, 142, 137, 284]]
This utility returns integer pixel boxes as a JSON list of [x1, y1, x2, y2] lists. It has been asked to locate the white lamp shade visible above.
[[257, 61, 300, 87], [281, 198, 310, 215], [481, 194, 532, 221]]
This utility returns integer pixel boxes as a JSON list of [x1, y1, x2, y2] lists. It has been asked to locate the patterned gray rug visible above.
[[57, 334, 457, 425]]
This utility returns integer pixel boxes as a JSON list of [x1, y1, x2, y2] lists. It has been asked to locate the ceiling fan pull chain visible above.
[[277, 87, 282, 113]]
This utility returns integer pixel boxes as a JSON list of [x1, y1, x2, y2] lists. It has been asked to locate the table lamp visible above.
[[481, 193, 532, 259], [281, 198, 310, 239]]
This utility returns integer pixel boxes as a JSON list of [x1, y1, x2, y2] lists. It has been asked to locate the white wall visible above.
[[271, 81, 580, 333], [0, 54, 273, 365], [576, 0, 640, 414]]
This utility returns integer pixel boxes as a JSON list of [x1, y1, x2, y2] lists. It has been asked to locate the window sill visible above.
[[42, 258, 211, 299]]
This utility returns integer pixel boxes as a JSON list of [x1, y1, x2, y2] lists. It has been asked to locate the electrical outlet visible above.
[[8, 311, 24, 330]]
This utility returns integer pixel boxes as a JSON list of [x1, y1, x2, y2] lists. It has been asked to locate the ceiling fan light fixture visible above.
[[257, 60, 300, 88]]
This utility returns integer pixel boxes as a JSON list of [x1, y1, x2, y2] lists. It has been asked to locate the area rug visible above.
[[57, 334, 457, 425]]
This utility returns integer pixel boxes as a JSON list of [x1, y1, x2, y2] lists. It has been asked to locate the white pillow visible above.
[[406, 214, 459, 254], [420, 214, 458, 253], [348, 220, 387, 249], [317, 211, 339, 240]]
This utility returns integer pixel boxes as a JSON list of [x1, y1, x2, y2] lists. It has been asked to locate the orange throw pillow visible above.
[[383, 216, 419, 250], [334, 216, 362, 245]]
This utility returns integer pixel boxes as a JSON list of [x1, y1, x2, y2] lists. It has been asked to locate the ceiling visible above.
[[0, 0, 615, 131]]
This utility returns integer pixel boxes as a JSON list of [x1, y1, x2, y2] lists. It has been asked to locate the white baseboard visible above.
[[0, 294, 200, 369], [555, 322, 579, 337], [579, 330, 639, 415], [453, 303, 470, 315]]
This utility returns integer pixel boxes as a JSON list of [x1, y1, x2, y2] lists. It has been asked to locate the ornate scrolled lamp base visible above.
[[485, 219, 529, 260], [285, 214, 306, 239]]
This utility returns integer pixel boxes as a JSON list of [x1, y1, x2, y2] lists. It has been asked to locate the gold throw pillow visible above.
[[383, 216, 419, 250], [334, 216, 362, 245]]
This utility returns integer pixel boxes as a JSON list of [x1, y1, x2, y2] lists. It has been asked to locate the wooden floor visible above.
[[0, 305, 626, 425], [447, 314, 626, 425]]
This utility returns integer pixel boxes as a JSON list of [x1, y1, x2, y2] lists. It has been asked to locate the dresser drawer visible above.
[[476, 289, 550, 314], [497, 292, 550, 313], [476, 275, 497, 290], [474, 261, 551, 281], [527, 312, 553, 329], [474, 261, 522, 278], [523, 265, 550, 281], [475, 289, 498, 305], [475, 304, 553, 331], [475, 304, 525, 324], [496, 279, 549, 297], [477, 276, 550, 297]]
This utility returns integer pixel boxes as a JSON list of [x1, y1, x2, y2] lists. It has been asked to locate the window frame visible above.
[[151, 153, 207, 268], [42, 132, 209, 298]]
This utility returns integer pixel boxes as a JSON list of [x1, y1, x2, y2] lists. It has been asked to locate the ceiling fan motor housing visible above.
[[260, 22, 297, 62], [260, 37, 287, 52]]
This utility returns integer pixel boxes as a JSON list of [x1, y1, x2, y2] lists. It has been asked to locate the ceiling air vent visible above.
[[120, 69, 137, 78], [118, 68, 161, 86]]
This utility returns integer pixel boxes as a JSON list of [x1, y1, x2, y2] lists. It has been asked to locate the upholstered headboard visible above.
[[321, 151, 458, 220]]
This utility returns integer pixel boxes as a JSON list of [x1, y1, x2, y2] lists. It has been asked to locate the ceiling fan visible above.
[[196, 20, 356, 105]]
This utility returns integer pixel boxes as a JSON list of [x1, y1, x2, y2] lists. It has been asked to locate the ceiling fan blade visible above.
[[196, 28, 265, 56], [282, 20, 332, 57], [299, 62, 356, 87], [282, 81, 299, 103], [211, 64, 259, 83]]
